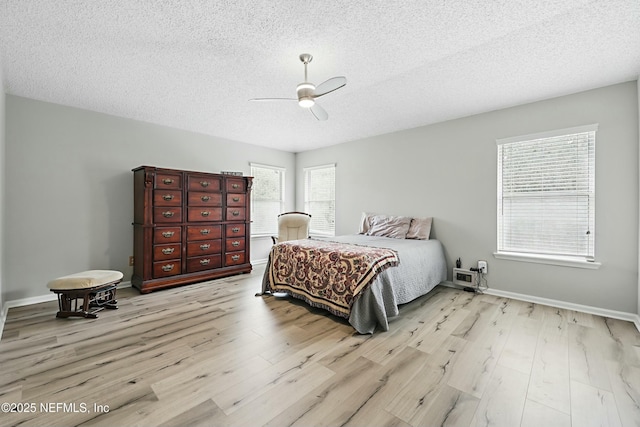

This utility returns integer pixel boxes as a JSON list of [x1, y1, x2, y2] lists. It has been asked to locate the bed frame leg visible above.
[[255, 291, 272, 297]]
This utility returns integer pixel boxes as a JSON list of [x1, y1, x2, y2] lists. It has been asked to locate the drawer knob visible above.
[[162, 248, 175, 255], [201, 211, 210, 217], [162, 211, 175, 218], [232, 183, 240, 189], [232, 211, 240, 216], [231, 255, 240, 261], [162, 194, 174, 201], [162, 231, 175, 238], [200, 181, 209, 187], [201, 195, 211, 202], [200, 229, 210, 235], [232, 197, 240, 202], [162, 178, 174, 185], [162, 264, 174, 272], [232, 227, 240, 233], [200, 244, 210, 250], [232, 241, 240, 247], [200, 259, 211, 265]]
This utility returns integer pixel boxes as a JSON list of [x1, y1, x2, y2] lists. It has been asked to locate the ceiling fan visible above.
[[249, 53, 347, 121]]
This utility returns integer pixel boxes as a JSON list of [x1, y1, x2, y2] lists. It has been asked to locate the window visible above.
[[250, 163, 285, 235], [496, 124, 598, 268], [304, 164, 336, 236]]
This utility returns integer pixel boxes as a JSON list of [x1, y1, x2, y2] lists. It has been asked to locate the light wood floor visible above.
[[1, 266, 640, 427]]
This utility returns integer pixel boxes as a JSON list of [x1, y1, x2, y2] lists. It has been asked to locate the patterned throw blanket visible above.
[[266, 239, 399, 318]]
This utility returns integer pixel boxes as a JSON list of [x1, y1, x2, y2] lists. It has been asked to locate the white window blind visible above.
[[250, 163, 285, 235], [304, 164, 336, 236], [497, 125, 597, 261]]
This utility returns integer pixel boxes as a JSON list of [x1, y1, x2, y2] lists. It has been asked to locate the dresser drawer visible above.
[[154, 190, 182, 206], [187, 225, 222, 241], [154, 226, 181, 243], [188, 192, 222, 206], [226, 193, 245, 207], [187, 239, 222, 257], [153, 244, 181, 261], [155, 172, 181, 190], [225, 238, 245, 252], [153, 260, 181, 278], [225, 251, 246, 266], [187, 174, 221, 192], [187, 255, 222, 273], [154, 207, 182, 223], [187, 207, 222, 222], [226, 224, 246, 237], [226, 178, 246, 193], [226, 207, 246, 221]]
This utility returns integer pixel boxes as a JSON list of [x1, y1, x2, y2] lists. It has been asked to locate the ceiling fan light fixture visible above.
[[297, 82, 315, 91], [298, 97, 315, 108], [297, 82, 315, 108], [250, 54, 346, 120]]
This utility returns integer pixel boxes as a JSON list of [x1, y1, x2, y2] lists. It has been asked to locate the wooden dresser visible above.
[[132, 166, 252, 293]]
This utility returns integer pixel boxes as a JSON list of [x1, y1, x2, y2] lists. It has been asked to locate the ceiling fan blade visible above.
[[313, 76, 347, 98], [249, 98, 296, 102], [309, 103, 328, 121]]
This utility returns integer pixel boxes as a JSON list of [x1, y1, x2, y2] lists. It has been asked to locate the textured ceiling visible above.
[[1, 1, 639, 153]]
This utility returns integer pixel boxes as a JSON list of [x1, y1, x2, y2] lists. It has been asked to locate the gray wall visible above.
[[0, 62, 5, 312], [4, 81, 639, 314], [296, 81, 639, 314], [5, 95, 295, 301]]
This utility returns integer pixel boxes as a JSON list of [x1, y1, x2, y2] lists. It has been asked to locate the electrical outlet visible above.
[[478, 260, 487, 274], [129, 256, 135, 266]]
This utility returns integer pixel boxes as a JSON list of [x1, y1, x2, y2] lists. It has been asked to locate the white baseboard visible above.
[[3, 279, 639, 339], [5, 292, 58, 309], [441, 281, 640, 332], [0, 302, 7, 341], [0, 281, 132, 342], [0, 293, 57, 341], [251, 258, 268, 267], [4, 281, 132, 311]]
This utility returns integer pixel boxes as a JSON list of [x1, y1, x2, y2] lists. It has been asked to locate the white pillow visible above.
[[365, 215, 412, 239], [358, 212, 376, 234], [406, 217, 433, 240]]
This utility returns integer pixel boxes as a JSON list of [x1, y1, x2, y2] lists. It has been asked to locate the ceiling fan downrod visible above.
[[297, 53, 315, 108]]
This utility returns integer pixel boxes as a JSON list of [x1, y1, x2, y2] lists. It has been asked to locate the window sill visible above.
[[493, 252, 601, 269]]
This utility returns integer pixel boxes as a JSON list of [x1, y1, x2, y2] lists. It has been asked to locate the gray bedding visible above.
[[261, 234, 447, 334]]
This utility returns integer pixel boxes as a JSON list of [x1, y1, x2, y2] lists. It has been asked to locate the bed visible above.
[[260, 233, 447, 334]]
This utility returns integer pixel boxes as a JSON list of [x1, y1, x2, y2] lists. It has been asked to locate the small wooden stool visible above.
[[47, 270, 123, 319]]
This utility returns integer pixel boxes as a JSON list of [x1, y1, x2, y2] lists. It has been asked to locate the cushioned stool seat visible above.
[[47, 270, 123, 318]]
